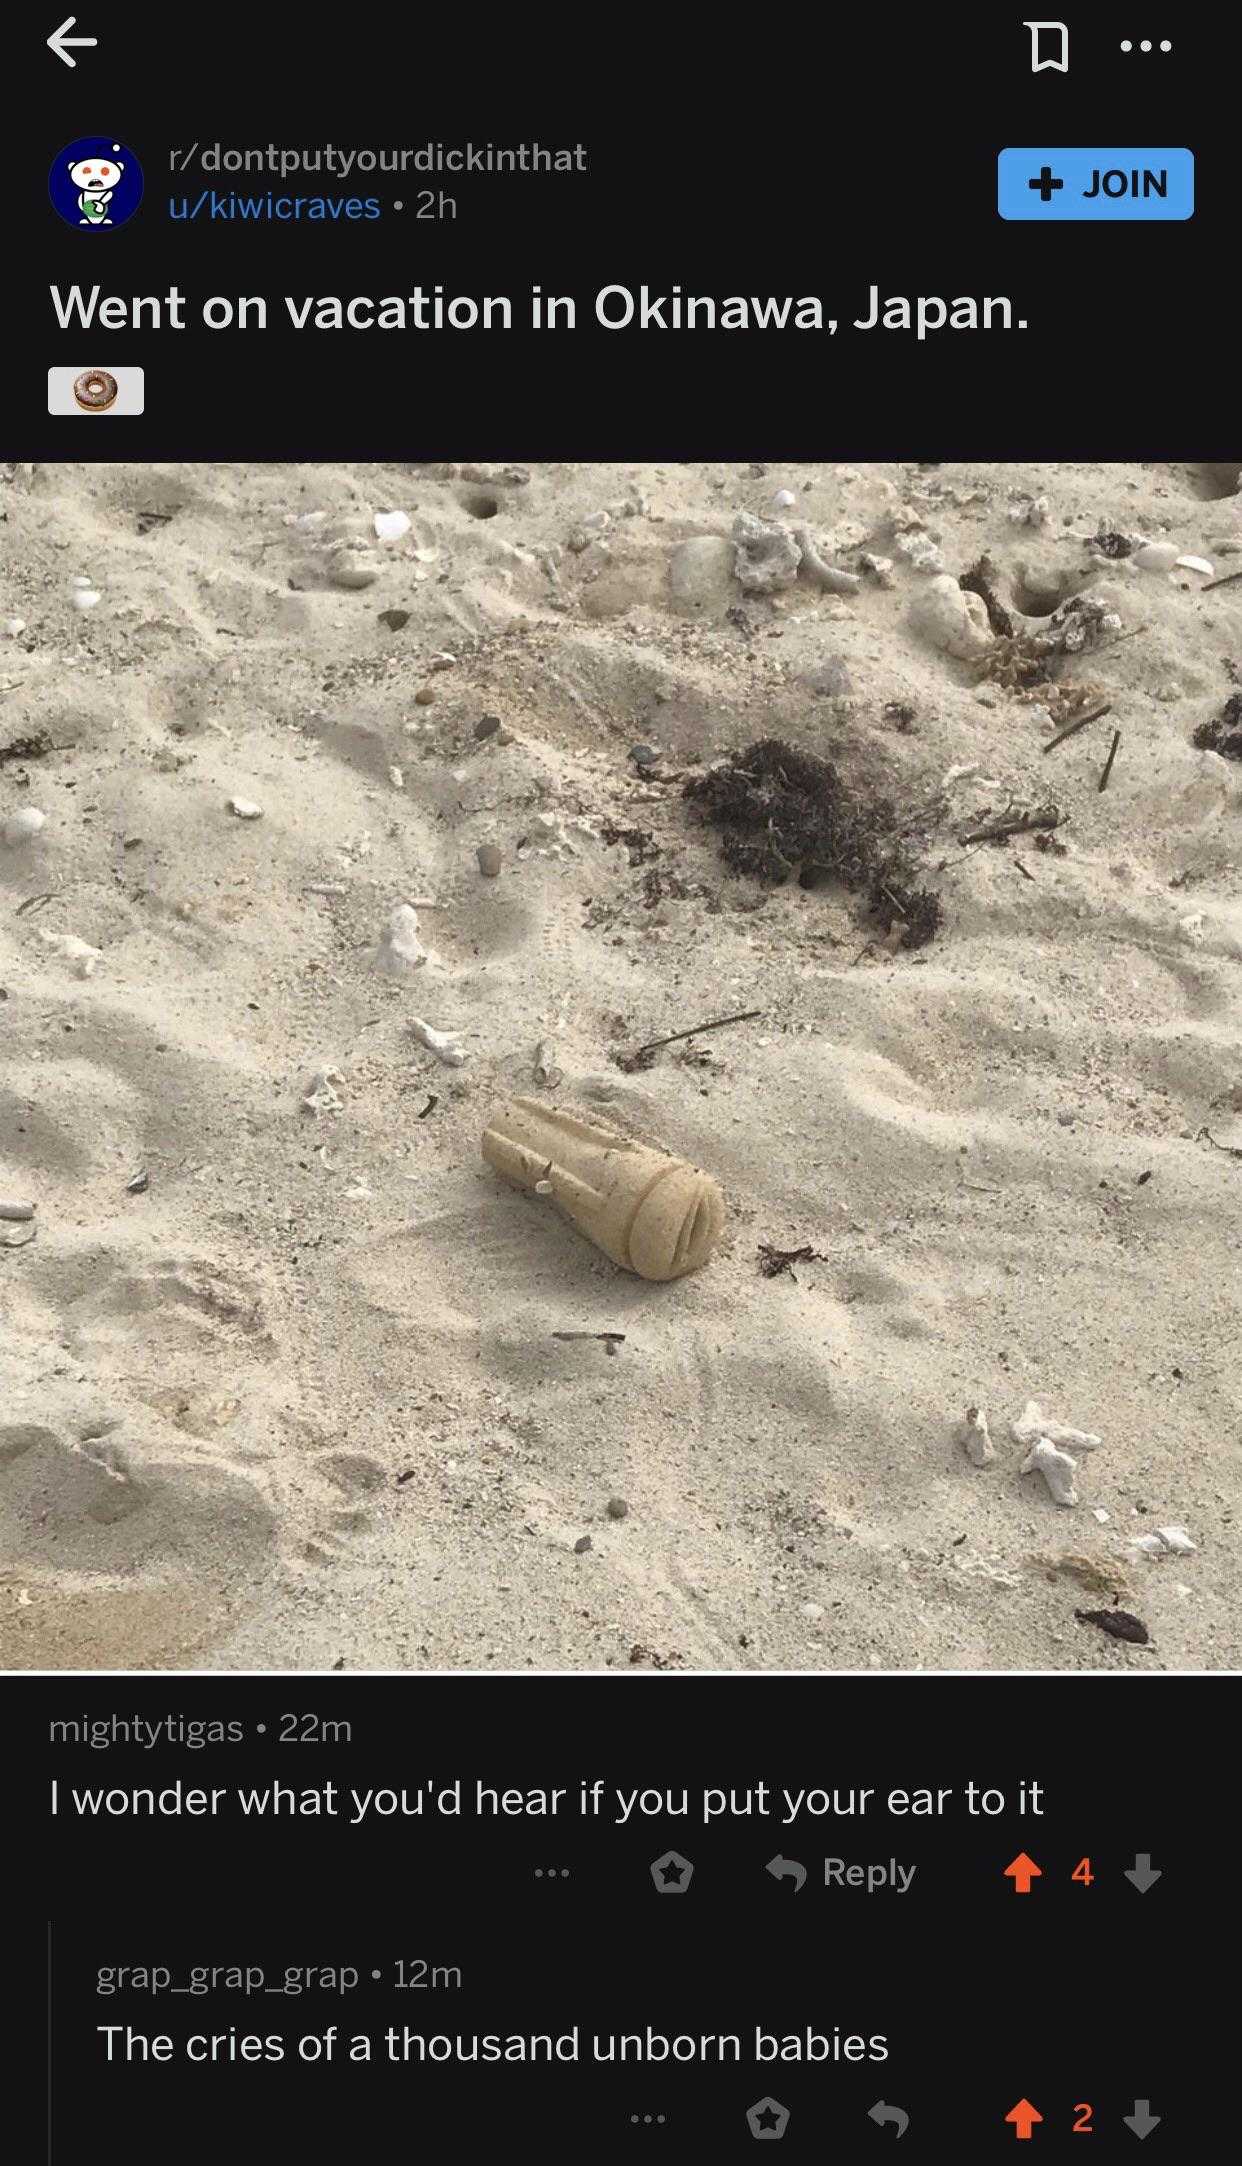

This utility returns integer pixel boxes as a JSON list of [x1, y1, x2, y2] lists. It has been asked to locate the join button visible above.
[[998, 148, 1193, 220]]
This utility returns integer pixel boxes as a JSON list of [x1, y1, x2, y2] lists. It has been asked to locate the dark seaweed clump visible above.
[[1192, 693, 1242, 761], [684, 737, 942, 950]]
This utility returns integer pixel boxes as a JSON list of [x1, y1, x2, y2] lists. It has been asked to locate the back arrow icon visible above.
[[765, 1854, 807, 1891], [868, 2101, 909, 2137], [48, 16, 98, 66], [1124, 1853, 1162, 1892], [1124, 2100, 1161, 2139]]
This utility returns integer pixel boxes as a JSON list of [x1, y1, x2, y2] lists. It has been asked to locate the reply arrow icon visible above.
[[867, 2101, 909, 2137], [765, 1854, 807, 1892], [1004, 1852, 1042, 1894]]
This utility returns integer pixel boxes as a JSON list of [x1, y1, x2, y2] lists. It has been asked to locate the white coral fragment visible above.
[[1021, 1439, 1079, 1508], [793, 526, 861, 594], [38, 929, 101, 977], [957, 1405, 995, 1467], [302, 1066, 344, 1115], [409, 1016, 466, 1067], [1011, 1400, 1101, 1453], [375, 902, 428, 975], [1134, 1526, 1197, 1558]]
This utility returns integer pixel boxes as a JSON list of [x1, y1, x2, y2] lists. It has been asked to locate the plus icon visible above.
[[1029, 165, 1064, 202]]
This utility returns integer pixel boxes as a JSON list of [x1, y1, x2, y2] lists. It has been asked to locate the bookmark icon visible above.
[[1024, 20, 1069, 72]]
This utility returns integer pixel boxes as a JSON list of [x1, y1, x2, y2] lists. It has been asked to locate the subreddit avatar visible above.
[[50, 138, 143, 229]]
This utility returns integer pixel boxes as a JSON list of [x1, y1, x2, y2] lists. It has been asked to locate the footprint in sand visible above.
[[0, 1420, 276, 1670]]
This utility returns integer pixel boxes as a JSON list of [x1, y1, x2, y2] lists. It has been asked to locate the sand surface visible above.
[[1, 458, 1239, 1672]]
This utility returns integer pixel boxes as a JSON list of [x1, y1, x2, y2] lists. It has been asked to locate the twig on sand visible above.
[[1199, 1127, 1242, 1161], [1098, 729, 1122, 792], [1042, 702, 1112, 754], [960, 808, 1062, 846], [632, 1007, 763, 1061], [552, 1331, 626, 1357], [14, 891, 56, 916], [1203, 568, 1242, 592]]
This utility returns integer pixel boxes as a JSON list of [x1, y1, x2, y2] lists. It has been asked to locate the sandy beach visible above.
[[1, 457, 1239, 1671]]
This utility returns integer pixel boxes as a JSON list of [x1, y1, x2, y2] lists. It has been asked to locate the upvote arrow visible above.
[[1124, 2099, 1161, 2139], [1003, 1852, 1042, 1894], [867, 2101, 909, 2137], [1124, 1853, 1162, 1892], [1005, 2099, 1044, 2140], [765, 1854, 807, 1892]]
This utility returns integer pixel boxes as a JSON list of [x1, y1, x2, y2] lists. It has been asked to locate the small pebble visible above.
[[373, 509, 411, 542], [415, 686, 436, 707], [4, 617, 26, 637], [226, 797, 263, 820], [630, 743, 660, 768], [476, 843, 502, 878], [573, 1535, 593, 1555], [605, 1497, 630, 1521], [474, 715, 501, 740], [1, 806, 46, 846]]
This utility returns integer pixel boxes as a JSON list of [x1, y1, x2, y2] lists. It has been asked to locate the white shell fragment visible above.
[[772, 488, 797, 509], [4, 617, 26, 636], [1175, 555, 1213, 577], [957, 1405, 995, 1467], [375, 902, 428, 975], [302, 1066, 344, 1114], [1011, 1400, 1101, 1453], [1133, 1526, 1197, 1558], [1021, 1438, 1079, 1508], [1132, 542, 1180, 573], [409, 1016, 466, 1067], [373, 510, 411, 542], [1, 806, 47, 846], [38, 929, 102, 977], [72, 585, 102, 611], [226, 797, 263, 820]]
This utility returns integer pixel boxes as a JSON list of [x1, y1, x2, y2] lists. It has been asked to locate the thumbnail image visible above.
[[1, 459, 1239, 1672]]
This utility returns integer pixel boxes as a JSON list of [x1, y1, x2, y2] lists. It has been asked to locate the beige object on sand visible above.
[[481, 1096, 725, 1281]]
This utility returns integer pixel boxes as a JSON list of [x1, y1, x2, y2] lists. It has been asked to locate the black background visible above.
[[9, 1676, 1227, 2156], [8, 11, 1238, 457], [4, 9, 1238, 2156]]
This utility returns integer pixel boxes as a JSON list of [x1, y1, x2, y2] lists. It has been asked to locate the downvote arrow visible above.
[[1124, 1853, 1162, 1892], [1124, 2100, 1161, 2139]]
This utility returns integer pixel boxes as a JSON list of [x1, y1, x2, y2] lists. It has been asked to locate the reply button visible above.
[[998, 148, 1193, 220]]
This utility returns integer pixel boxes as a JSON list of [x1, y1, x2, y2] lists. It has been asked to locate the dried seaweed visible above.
[[684, 737, 942, 949], [1192, 692, 1242, 762], [0, 731, 52, 768], [959, 555, 1015, 639]]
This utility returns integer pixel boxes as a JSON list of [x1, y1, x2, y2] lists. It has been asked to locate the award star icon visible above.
[[746, 2096, 791, 2140], [649, 1848, 695, 1893]]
